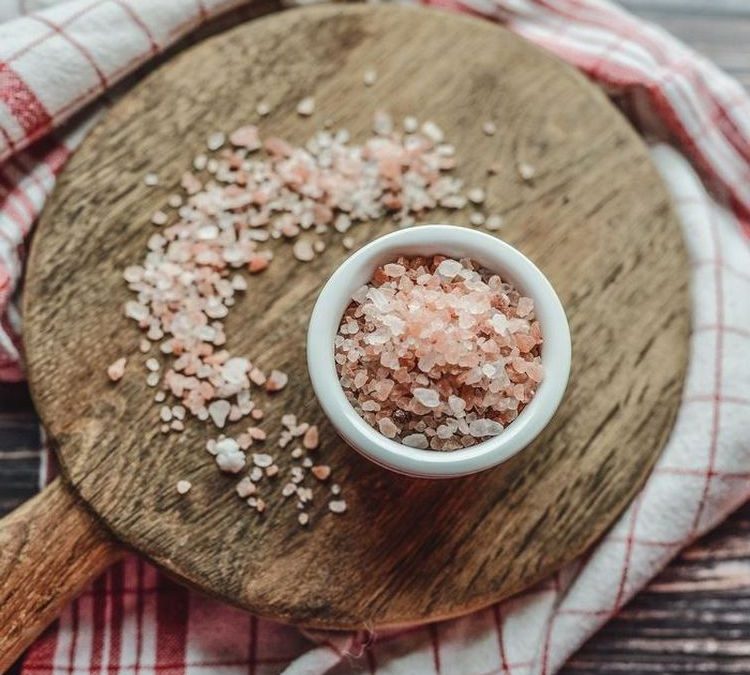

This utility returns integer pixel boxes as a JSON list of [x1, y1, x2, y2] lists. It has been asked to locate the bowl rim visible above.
[[306, 224, 572, 478]]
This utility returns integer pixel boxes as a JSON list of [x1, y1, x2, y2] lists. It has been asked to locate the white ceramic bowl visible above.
[[307, 224, 571, 479]]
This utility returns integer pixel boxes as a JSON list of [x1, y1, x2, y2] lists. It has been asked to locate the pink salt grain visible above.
[[265, 370, 288, 392], [335, 255, 543, 450], [107, 357, 127, 382]]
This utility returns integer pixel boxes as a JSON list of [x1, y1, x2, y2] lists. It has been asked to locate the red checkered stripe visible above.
[[6, 0, 750, 673]]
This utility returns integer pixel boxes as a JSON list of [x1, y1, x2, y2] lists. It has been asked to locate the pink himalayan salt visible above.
[[335, 255, 543, 451], [107, 357, 127, 382]]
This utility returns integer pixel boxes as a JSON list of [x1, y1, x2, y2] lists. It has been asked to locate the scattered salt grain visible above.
[[518, 163, 536, 181], [421, 121, 444, 144], [176, 480, 192, 494], [482, 121, 497, 136], [403, 116, 418, 134], [467, 188, 486, 205], [208, 400, 231, 428], [151, 210, 168, 226], [312, 465, 331, 481], [296, 97, 315, 116], [253, 452, 273, 468], [265, 370, 288, 392], [107, 357, 127, 382], [470, 212, 485, 226], [236, 477, 256, 498], [144, 173, 159, 187], [302, 425, 319, 450], [229, 125, 261, 151], [298, 512, 309, 526], [485, 215, 504, 231], [256, 101, 271, 116], [363, 68, 377, 86], [207, 131, 226, 151], [329, 500, 347, 514], [215, 441, 246, 474], [293, 239, 315, 262]]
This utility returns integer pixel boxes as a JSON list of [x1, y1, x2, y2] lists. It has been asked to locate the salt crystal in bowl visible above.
[[307, 225, 571, 479]]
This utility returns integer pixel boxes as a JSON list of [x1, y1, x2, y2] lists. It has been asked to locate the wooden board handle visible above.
[[0, 477, 123, 672]]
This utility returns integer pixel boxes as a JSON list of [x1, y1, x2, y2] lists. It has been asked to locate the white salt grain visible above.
[[151, 210, 168, 226], [176, 480, 192, 494], [208, 400, 231, 428], [468, 418, 504, 437], [485, 215, 504, 231], [467, 188, 486, 205], [413, 388, 440, 408], [293, 239, 315, 262], [296, 97, 315, 116], [518, 163, 536, 181], [207, 132, 226, 151], [329, 500, 347, 514], [215, 444, 246, 473], [253, 453, 273, 468]]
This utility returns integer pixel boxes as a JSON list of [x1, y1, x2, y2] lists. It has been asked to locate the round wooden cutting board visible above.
[[22, 4, 689, 629]]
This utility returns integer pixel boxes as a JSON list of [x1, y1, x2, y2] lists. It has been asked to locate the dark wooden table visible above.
[[1, 0, 749, 672]]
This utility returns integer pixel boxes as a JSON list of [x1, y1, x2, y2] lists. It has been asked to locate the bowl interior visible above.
[[307, 225, 571, 477]]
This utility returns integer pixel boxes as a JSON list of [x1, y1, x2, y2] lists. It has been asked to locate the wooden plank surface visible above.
[[1, 0, 748, 672]]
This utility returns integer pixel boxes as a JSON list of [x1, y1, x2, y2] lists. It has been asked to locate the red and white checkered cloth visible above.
[[3, 0, 749, 673]]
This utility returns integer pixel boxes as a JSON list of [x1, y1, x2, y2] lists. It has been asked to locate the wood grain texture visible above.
[[21, 4, 689, 629], [0, 478, 122, 673]]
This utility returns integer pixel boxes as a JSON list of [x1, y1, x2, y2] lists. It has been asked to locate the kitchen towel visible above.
[[1, 0, 748, 673]]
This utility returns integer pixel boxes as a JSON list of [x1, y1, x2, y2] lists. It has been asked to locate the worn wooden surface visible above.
[[2, 0, 747, 672], [0, 478, 122, 674], [19, 3, 689, 630]]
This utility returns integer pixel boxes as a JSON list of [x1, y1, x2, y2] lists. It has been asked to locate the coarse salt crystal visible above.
[[176, 480, 192, 494], [296, 97, 315, 116], [253, 452, 273, 468], [436, 259, 463, 279], [467, 188, 486, 205], [303, 425, 319, 450], [236, 476, 256, 498], [293, 239, 315, 262], [311, 465, 330, 480], [518, 163, 536, 181], [329, 500, 347, 514], [215, 444, 246, 473], [265, 370, 288, 392], [403, 433, 429, 449], [208, 400, 231, 428], [485, 215, 504, 231], [421, 121, 444, 144], [107, 357, 127, 382], [413, 388, 440, 408]]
